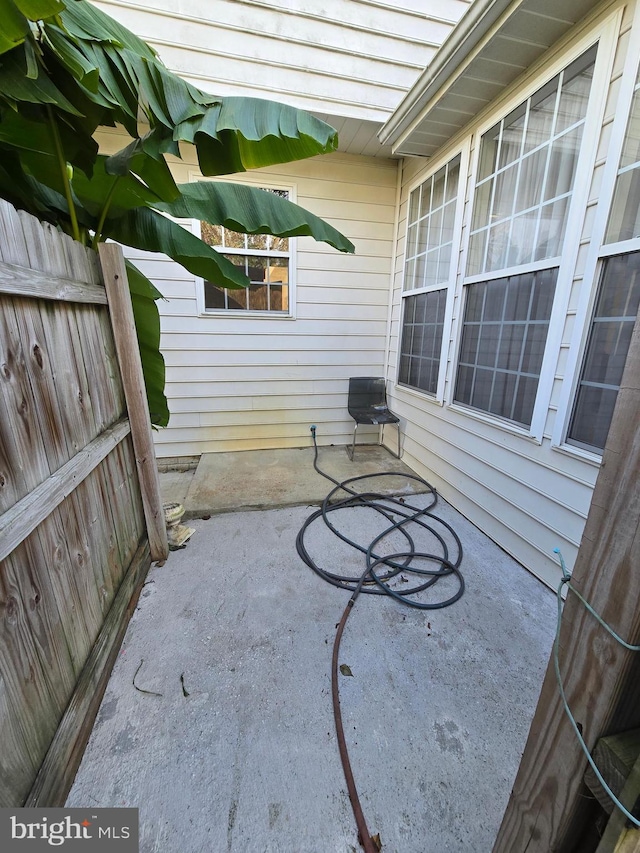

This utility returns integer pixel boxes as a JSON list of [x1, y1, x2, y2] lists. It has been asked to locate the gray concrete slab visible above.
[[183, 445, 425, 517], [67, 488, 556, 853], [159, 468, 195, 508]]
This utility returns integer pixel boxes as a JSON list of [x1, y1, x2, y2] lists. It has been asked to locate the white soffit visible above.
[[380, 0, 606, 157]]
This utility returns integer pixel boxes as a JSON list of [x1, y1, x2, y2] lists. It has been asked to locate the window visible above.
[[568, 253, 640, 452], [454, 269, 557, 426], [468, 47, 596, 275], [452, 47, 597, 428], [398, 155, 461, 395], [200, 187, 291, 313], [567, 61, 640, 453], [404, 155, 460, 291], [399, 290, 447, 394], [605, 67, 640, 244]]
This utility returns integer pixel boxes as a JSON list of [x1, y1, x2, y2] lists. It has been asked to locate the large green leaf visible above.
[[67, 155, 172, 219], [104, 207, 252, 289], [0, 0, 65, 56], [156, 181, 354, 254], [105, 135, 179, 204], [43, 22, 100, 92], [175, 98, 338, 176], [60, 0, 156, 59], [0, 107, 98, 175], [125, 259, 169, 427], [14, 0, 65, 17], [0, 47, 82, 114]]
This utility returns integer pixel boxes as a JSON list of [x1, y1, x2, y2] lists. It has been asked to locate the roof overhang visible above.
[[379, 0, 607, 157]]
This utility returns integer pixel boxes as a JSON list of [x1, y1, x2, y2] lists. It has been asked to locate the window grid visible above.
[[398, 289, 447, 395], [200, 188, 291, 313], [404, 155, 461, 291], [454, 269, 558, 426], [468, 47, 596, 275], [605, 66, 640, 243], [568, 252, 640, 451]]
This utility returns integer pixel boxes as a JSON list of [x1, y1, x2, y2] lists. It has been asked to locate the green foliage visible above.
[[0, 0, 354, 426]]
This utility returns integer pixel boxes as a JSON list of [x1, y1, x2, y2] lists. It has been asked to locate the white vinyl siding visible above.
[[92, 0, 472, 127], [387, 2, 634, 589], [96, 128, 398, 457]]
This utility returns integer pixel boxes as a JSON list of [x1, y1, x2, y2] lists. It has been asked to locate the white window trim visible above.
[[551, 4, 640, 453], [396, 143, 470, 403], [189, 171, 298, 320], [444, 11, 623, 444]]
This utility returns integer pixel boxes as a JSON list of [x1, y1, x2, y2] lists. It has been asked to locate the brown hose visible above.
[[332, 598, 379, 853]]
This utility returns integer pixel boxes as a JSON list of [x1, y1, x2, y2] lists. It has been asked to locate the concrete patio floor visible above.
[[67, 447, 557, 853]]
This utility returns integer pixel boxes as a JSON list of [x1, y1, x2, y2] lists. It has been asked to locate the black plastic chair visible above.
[[347, 376, 401, 460]]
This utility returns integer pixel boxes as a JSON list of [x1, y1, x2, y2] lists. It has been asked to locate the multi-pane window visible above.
[[605, 67, 640, 243], [405, 155, 461, 291], [568, 252, 640, 451], [468, 47, 596, 275], [398, 290, 447, 394], [399, 155, 461, 395], [454, 269, 557, 426], [200, 188, 290, 313]]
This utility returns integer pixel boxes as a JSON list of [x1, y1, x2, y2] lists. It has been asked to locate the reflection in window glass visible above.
[[568, 252, 640, 451], [201, 188, 290, 312], [398, 290, 447, 395], [468, 47, 596, 275], [605, 66, 640, 243], [404, 155, 461, 291], [454, 269, 558, 425]]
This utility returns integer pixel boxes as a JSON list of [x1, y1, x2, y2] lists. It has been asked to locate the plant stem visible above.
[[47, 106, 81, 243], [92, 177, 120, 250]]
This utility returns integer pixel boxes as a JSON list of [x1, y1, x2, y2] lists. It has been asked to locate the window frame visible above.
[[396, 146, 469, 402], [550, 8, 640, 458], [444, 23, 617, 442], [565, 250, 640, 452], [191, 174, 298, 320]]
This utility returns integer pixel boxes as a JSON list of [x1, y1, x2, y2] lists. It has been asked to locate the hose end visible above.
[[310, 424, 316, 433]]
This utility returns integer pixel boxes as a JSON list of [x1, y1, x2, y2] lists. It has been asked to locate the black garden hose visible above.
[[296, 427, 465, 851]]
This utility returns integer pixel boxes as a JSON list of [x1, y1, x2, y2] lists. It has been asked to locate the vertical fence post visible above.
[[492, 311, 640, 851], [98, 243, 168, 562]]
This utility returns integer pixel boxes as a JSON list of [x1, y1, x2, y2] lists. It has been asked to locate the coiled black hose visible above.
[[296, 427, 465, 608], [296, 428, 466, 851]]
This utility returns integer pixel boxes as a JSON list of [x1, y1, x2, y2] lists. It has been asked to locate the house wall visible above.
[[97, 128, 399, 458], [92, 0, 472, 124], [385, 0, 639, 588]]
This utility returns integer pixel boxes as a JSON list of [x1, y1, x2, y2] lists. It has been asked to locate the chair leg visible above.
[[348, 422, 358, 461], [380, 423, 402, 458]]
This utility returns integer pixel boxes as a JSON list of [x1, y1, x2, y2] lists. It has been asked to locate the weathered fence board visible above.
[[0, 202, 167, 807]]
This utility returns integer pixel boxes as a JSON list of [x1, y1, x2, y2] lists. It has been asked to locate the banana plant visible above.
[[0, 0, 355, 425]]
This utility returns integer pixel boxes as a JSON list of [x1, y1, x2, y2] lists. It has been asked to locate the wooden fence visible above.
[[0, 201, 168, 807]]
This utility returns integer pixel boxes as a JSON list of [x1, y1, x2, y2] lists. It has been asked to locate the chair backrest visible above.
[[348, 376, 387, 415]]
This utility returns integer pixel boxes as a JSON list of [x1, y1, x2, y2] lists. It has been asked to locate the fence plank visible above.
[[0, 418, 131, 563], [0, 201, 155, 806], [0, 296, 51, 501], [75, 304, 124, 434], [492, 304, 640, 851], [97, 441, 143, 592], [0, 671, 38, 806], [0, 200, 30, 266], [43, 302, 99, 452], [13, 299, 72, 471], [26, 541, 151, 807], [0, 261, 108, 304], [99, 243, 168, 562], [0, 548, 66, 773], [34, 510, 95, 676]]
